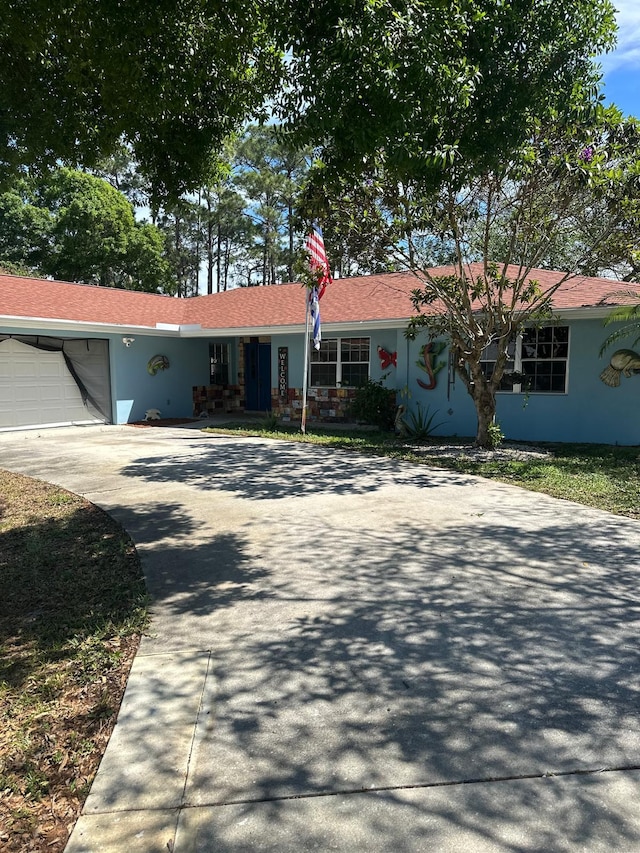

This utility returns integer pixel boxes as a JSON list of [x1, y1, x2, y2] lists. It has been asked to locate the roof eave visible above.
[[191, 318, 408, 337], [556, 306, 616, 320], [0, 316, 182, 336]]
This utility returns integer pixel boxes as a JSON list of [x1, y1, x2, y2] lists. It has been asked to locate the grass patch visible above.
[[437, 442, 640, 518], [0, 471, 148, 852], [203, 424, 640, 519]]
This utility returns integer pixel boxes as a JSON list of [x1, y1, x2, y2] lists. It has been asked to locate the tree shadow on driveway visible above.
[[119, 435, 478, 501], [116, 502, 640, 851]]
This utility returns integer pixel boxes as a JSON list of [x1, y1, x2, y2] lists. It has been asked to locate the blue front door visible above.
[[244, 342, 271, 411]]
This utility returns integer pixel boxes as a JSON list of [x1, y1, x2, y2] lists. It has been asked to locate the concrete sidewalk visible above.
[[2, 424, 640, 852]]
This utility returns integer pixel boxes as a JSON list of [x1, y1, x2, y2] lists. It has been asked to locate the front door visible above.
[[244, 342, 271, 411]]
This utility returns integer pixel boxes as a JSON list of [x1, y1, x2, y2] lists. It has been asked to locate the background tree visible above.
[[234, 125, 311, 286], [156, 199, 202, 297], [92, 142, 150, 210], [200, 182, 249, 293], [0, 177, 52, 274], [0, 168, 172, 290], [41, 168, 136, 286]]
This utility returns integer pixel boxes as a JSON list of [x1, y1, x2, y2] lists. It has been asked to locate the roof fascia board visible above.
[[0, 308, 612, 339], [0, 316, 182, 336], [182, 319, 408, 337], [556, 306, 617, 320]]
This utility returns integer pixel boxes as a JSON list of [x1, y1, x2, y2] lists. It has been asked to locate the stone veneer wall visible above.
[[193, 335, 271, 417], [193, 385, 243, 416], [272, 387, 358, 424]]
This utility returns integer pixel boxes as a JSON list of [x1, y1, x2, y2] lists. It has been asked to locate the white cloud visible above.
[[601, 1, 640, 72]]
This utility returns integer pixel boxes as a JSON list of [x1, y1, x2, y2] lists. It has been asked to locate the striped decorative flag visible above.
[[305, 223, 332, 350], [309, 286, 321, 350]]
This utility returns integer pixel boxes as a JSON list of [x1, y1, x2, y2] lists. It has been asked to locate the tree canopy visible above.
[[0, 0, 281, 203], [0, 0, 619, 204], [278, 0, 617, 186], [0, 168, 172, 290]]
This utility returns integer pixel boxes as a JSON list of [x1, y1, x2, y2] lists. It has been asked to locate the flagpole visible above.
[[302, 222, 332, 435], [301, 291, 310, 435]]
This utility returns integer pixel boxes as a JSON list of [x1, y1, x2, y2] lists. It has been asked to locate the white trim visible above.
[[1, 315, 410, 338], [1, 316, 184, 336], [0, 306, 616, 339], [555, 306, 618, 320], [310, 336, 371, 387]]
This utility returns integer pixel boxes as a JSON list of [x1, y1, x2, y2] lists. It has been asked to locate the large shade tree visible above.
[[281, 0, 626, 447], [277, 0, 617, 184], [1, 0, 618, 201], [0, 0, 282, 203]]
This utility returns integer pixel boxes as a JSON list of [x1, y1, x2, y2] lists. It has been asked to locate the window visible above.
[[520, 326, 569, 393], [310, 337, 370, 387], [480, 338, 517, 391], [209, 343, 230, 385], [480, 326, 569, 394]]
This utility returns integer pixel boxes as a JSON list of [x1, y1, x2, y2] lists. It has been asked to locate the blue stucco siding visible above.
[[269, 334, 306, 387], [495, 319, 639, 445], [4, 313, 638, 442], [269, 329, 406, 389], [111, 336, 209, 423], [396, 319, 640, 445]]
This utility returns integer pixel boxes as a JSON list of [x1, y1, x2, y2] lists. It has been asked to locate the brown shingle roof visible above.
[[0, 267, 632, 332], [0, 274, 185, 327]]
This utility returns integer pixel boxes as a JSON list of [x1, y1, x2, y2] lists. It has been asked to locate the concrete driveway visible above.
[[2, 424, 640, 852]]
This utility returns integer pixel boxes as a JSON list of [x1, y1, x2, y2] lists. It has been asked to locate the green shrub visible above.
[[487, 420, 504, 448], [260, 411, 279, 430], [350, 379, 396, 429]]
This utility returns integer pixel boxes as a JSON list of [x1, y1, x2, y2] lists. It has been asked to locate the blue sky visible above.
[[601, 1, 640, 117]]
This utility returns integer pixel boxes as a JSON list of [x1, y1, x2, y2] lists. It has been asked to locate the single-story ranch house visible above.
[[1, 267, 638, 445]]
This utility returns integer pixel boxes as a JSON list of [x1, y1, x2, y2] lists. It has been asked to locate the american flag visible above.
[[305, 223, 332, 350], [305, 223, 332, 299]]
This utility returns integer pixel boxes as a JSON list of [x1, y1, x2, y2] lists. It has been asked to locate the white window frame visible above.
[[310, 337, 371, 387], [209, 342, 230, 385], [480, 326, 570, 394]]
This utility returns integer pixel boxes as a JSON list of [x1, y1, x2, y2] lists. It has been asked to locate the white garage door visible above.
[[0, 338, 108, 429]]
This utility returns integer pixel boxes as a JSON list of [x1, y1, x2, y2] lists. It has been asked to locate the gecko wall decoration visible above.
[[417, 341, 447, 390]]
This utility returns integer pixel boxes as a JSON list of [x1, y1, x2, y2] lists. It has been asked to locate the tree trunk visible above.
[[473, 381, 498, 448], [216, 220, 222, 293], [469, 371, 496, 448], [287, 200, 294, 283], [206, 193, 214, 296]]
